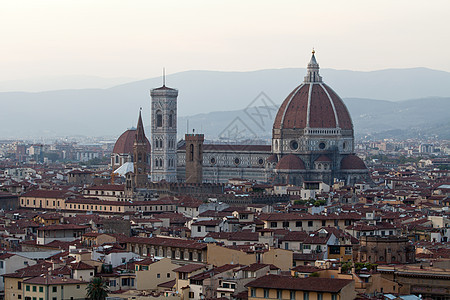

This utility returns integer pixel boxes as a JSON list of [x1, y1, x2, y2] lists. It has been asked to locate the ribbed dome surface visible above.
[[340, 155, 367, 170], [275, 154, 305, 170], [273, 83, 352, 130], [113, 129, 151, 154]]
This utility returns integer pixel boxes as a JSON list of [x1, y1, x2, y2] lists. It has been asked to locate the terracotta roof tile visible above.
[[173, 264, 206, 273], [341, 155, 367, 170], [245, 274, 353, 293]]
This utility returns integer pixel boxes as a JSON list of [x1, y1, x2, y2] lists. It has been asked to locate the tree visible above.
[[294, 200, 307, 205], [86, 277, 109, 300], [340, 262, 352, 274]]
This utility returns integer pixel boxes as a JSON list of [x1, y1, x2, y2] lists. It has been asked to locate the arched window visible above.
[[189, 144, 194, 161], [156, 111, 163, 127], [155, 159, 159, 167], [160, 159, 163, 167], [138, 153, 142, 162], [198, 144, 202, 159], [169, 111, 174, 128]]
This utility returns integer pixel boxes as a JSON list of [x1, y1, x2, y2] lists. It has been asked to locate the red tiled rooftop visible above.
[[38, 224, 88, 231], [21, 190, 70, 199], [85, 184, 125, 191], [24, 276, 87, 285], [246, 274, 353, 293], [173, 264, 206, 273]]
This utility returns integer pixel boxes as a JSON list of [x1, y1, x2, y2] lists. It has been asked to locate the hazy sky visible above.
[[1, 0, 449, 82]]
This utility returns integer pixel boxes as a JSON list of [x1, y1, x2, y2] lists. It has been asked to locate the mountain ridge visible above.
[[176, 97, 450, 141], [0, 68, 449, 139]]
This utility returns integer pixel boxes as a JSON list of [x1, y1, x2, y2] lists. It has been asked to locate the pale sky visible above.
[[1, 0, 449, 82]]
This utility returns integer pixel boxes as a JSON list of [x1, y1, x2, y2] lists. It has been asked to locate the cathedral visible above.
[[111, 51, 370, 186]]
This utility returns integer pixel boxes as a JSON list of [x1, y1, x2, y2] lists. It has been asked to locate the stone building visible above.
[[112, 51, 371, 186], [356, 236, 415, 264], [67, 169, 93, 185], [176, 51, 370, 185], [0, 192, 19, 210]]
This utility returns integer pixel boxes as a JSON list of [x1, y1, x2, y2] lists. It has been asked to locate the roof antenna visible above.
[[187, 119, 189, 134], [163, 68, 166, 87]]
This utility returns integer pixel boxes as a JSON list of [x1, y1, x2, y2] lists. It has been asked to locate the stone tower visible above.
[[185, 133, 204, 184], [124, 171, 134, 198], [133, 110, 149, 188], [150, 84, 178, 182]]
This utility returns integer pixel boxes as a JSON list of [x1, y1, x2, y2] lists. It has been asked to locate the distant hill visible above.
[[0, 75, 136, 92], [110, 67, 450, 116], [0, 68, 449, 139], [177, 97, 450, 141], [344, 97, 450, 137]]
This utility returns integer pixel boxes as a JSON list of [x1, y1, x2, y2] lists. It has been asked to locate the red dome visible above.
[[340, 155, 367, 170], [273, 52, 353, 131], [113, 129, 151, 154], [275, 155, 305, 170], [273, 83, 353, 130]]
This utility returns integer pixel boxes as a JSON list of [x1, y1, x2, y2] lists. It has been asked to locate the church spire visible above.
[[304, 49, 322, 83], [135, 108, 147, 144], [133, 108, 149, 189]]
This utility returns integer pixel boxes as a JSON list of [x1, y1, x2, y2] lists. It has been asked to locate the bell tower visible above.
[[185, 133, 204, 184], [150, 82, 178, 182], [133, 110, 149, 188]]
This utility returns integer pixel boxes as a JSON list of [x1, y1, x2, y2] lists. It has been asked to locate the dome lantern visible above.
[[304, 49, 322, 83]]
